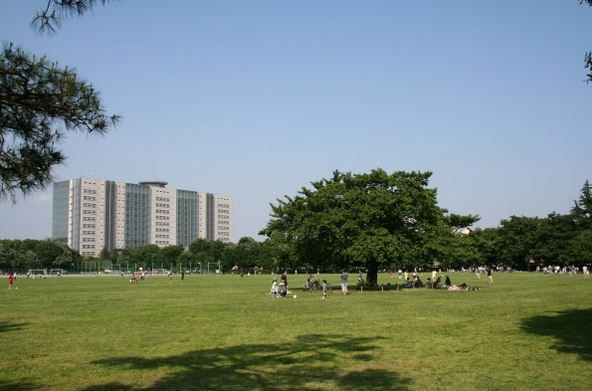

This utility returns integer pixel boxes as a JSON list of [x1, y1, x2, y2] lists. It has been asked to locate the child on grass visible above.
[[270, 279, 278, 298]]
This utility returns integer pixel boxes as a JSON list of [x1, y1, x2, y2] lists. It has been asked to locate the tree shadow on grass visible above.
[[0, 381, 38, 391], [83, 334, 411, 390], [0, 320, 28, 333], [82, 383, 134, 391], [521, 308, 592, 361]]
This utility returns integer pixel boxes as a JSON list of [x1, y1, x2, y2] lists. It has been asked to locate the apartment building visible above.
[[52, 178, 233, 257]]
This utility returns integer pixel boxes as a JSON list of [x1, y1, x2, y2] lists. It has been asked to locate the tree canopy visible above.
[[261, 169, 478, 285], [0, 0, 118, 201], [0, 44, 119, 201], [571, 180, 592, 227], [0, 239, 79, 271]]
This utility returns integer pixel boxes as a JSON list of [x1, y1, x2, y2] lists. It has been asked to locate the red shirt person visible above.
[[7, 274, 15, 289]]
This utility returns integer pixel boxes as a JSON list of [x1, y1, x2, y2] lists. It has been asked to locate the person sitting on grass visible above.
[[413, 276, 424, 288], [425, 278, 433, 289], [402, 277, 413, 288], [432, 276, 442, 289], [270, 279, 278, 298], [278, 281, 287, 298], [444, 275, 452, 288]]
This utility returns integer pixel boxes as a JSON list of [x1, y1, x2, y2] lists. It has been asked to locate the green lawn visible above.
[[1, 272, 591, 390]]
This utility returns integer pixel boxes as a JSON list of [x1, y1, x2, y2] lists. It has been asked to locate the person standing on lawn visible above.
[[341, 270, 348, 295], [280, 271, 288, 291]]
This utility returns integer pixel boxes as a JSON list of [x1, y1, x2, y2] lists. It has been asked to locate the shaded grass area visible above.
[[521, 308, 592, 361], [84, 334, 410, 391], [0, 273, 591, 390], [0, 320, 28, 333]]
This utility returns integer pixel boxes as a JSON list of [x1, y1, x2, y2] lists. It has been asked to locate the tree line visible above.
[[471, 179, 592, 269], [0, 237, 281, 274], [0, 239, 78, 272], [1, 175, 591, 276], [260, 170, 592, 285]]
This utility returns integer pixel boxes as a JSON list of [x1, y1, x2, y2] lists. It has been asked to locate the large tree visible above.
[[570, 229, 592, 264], [571, 179, 592, 228], [495, 216, 543, 268], [471, 227, 502, 266], [1, 0, 117, 201], [189, 239, 226, 265], [261, 169, 469, 285]]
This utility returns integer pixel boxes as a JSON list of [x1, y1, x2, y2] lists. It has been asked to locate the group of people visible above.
[[273, 271, 335, 300], [127, 268, 188, 285], [400, 273, 481, 291], [270, 271, 290, 298], [539, 265, 590, 276], [270, 268, 487, 298], [302, 270, 355, 297]]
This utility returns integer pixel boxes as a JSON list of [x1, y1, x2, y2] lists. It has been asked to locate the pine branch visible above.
[[31, 0, 116, 35], [0, 43, 119, 201]]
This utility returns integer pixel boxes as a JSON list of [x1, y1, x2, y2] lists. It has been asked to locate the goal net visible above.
[[28, 269, 47, 278]]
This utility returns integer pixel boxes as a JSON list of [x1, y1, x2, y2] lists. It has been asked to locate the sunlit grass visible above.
[[1, 272, 591, 390]]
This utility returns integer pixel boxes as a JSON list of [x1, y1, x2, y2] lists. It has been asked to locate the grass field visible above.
[[1, 272, 591, 390]]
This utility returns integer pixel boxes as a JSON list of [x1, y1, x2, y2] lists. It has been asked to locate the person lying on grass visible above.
[[447, 283, 479, 291]]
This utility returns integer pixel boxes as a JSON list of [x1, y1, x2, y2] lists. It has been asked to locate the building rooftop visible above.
[[139, 181, 168, 188]]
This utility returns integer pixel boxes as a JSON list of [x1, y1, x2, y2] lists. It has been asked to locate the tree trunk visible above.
[[366, 260, 379, 286]]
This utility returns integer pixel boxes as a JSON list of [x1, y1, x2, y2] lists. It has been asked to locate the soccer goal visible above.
[[151, 268, 168, 276], [49, 268, 65, 276], [28, 269, 47, 278]]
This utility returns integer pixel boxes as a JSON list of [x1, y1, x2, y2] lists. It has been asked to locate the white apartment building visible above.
[[52, 178, 233, 257]]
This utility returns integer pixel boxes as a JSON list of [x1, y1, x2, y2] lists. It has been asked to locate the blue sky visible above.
[[1, 0, 591, 241]]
